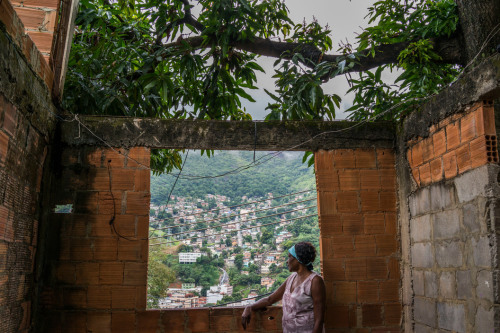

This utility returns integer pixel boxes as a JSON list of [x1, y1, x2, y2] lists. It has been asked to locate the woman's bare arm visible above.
[[241, 280, 287, 330], [311, 275, 326, 333]]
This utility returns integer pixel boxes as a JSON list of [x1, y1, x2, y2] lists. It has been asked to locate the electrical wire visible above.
[[107, 160, 135, 241], [151, 196, 317, 230], [150, 188, 315, 225], [149, 204, 317, 240], [58, 23, 500, 180], [213, 291, 273, 308], [146, 150, 190, 239], [149, 213, 318, 246]]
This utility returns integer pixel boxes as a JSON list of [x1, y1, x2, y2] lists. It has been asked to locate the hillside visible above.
[[150, 150, 316, 204]]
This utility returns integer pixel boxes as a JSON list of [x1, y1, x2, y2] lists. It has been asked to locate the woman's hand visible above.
[[241, 306, 252, 330]]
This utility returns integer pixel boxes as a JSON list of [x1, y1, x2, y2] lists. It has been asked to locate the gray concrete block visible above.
[[472, 236, 492, 267], [433, 209, 460, 239], [475, 305, 494, 333], [411, 215, 431, 242], [414, 323, 434, 333], [425, 271, 438, 298], [436, 241, 463, 268], [414, 297, 436, 327], [465, 299, 477, 331], [457, 270, 472, 299], [412, 243, 434, 268], [463, 203, 480, 233], [439, 271, 456, 298], [430, 184, 453, 211], [476, 270, 493, 302], [413, 270, 425, 296], [454, 165, 491, 203], [437, 302, 465, 333], [409, 187, 431, 218]]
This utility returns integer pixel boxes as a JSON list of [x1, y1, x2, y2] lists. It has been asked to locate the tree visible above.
[[64, 0, 500, 172], [234, 254, 244, 270], [147, 247, 176, 308]]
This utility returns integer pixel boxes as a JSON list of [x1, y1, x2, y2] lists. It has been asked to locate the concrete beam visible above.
[[60, 116, 396, 151]]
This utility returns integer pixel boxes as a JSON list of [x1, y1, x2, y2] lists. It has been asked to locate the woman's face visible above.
[[287, 253, 300, 272]]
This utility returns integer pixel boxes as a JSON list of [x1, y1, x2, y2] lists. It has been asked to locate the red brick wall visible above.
[[10, 0, 59, 64], [40, 146, 151, 330], [407, 100, 497, 186], [0, 93, 48, 332], [0, 0, 54, 89], [40, 146, 285, 332], [315, 148, 401, 331]]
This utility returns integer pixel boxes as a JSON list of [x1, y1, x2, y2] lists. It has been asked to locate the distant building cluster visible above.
[[150, 192, 314, 309]]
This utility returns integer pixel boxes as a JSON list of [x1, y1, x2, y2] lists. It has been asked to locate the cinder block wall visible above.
[[314, 148, 401, 331], [401, 101, 499, 332]]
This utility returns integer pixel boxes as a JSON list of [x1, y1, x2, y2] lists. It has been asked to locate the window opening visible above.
[[147, 150, 320, 309]]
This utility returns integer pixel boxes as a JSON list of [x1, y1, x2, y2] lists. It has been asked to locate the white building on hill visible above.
[[178, 252, 206, 264]]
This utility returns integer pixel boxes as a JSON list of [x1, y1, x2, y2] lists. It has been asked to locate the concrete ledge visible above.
[[60, 116, 396, 151], [403, 54, 500, 141]]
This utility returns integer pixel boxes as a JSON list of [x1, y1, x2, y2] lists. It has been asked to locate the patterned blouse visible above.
[[282, 272, 323, 333]]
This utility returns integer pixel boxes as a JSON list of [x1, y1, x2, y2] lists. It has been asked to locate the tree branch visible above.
[[162, 34, 465, 73], [155, 0, 205, 45]]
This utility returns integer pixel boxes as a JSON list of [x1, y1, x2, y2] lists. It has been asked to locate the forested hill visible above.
[[150, 151, 315, 204]]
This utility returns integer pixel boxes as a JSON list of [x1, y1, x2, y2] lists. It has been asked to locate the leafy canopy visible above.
[[64, 0, 461, 172]]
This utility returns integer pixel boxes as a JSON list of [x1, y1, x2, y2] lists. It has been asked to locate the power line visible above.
[[147, 150, 190, 239], [149, 213, 318, 246], [150, 188, 315, 225], [213, 291, 273, 308], [149, 204, 317, 240], [151, 196, 317, 230], [65, 24, 500, 180]]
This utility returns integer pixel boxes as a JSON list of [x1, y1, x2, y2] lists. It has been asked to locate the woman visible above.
[[241, 242, 326, 333]]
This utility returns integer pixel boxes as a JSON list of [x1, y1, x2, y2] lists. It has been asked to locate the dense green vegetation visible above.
[[150, 150, 315, 205]]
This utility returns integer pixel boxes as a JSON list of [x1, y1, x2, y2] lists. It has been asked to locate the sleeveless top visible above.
[[282, 272, 323, 333]]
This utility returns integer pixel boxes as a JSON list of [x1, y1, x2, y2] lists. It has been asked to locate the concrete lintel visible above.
[[403, 54, 500, 140], [60, 116, 396, 151]]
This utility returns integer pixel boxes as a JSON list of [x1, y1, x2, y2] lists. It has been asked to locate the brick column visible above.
[[42, 147, 151, 332], [315, 148, 401, 331]]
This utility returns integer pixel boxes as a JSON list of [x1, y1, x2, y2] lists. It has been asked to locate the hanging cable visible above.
[[214, 291, 273, 308], [66, 24, 500, 179], [150, 196, 317, 230], [149, 204, 317, 240], [108, 160, 135, 241], [147, 150, 189, 238], [149, 213, 318, 246], [150, 188, 315, 225]]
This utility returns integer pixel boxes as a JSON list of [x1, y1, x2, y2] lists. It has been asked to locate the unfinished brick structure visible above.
[[2, 0, 500, 332], [398, 97, 500, 331], [315, 149, 400, 330]]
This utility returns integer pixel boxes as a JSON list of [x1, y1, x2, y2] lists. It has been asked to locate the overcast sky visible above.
[[244, 0, 376, 120]]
